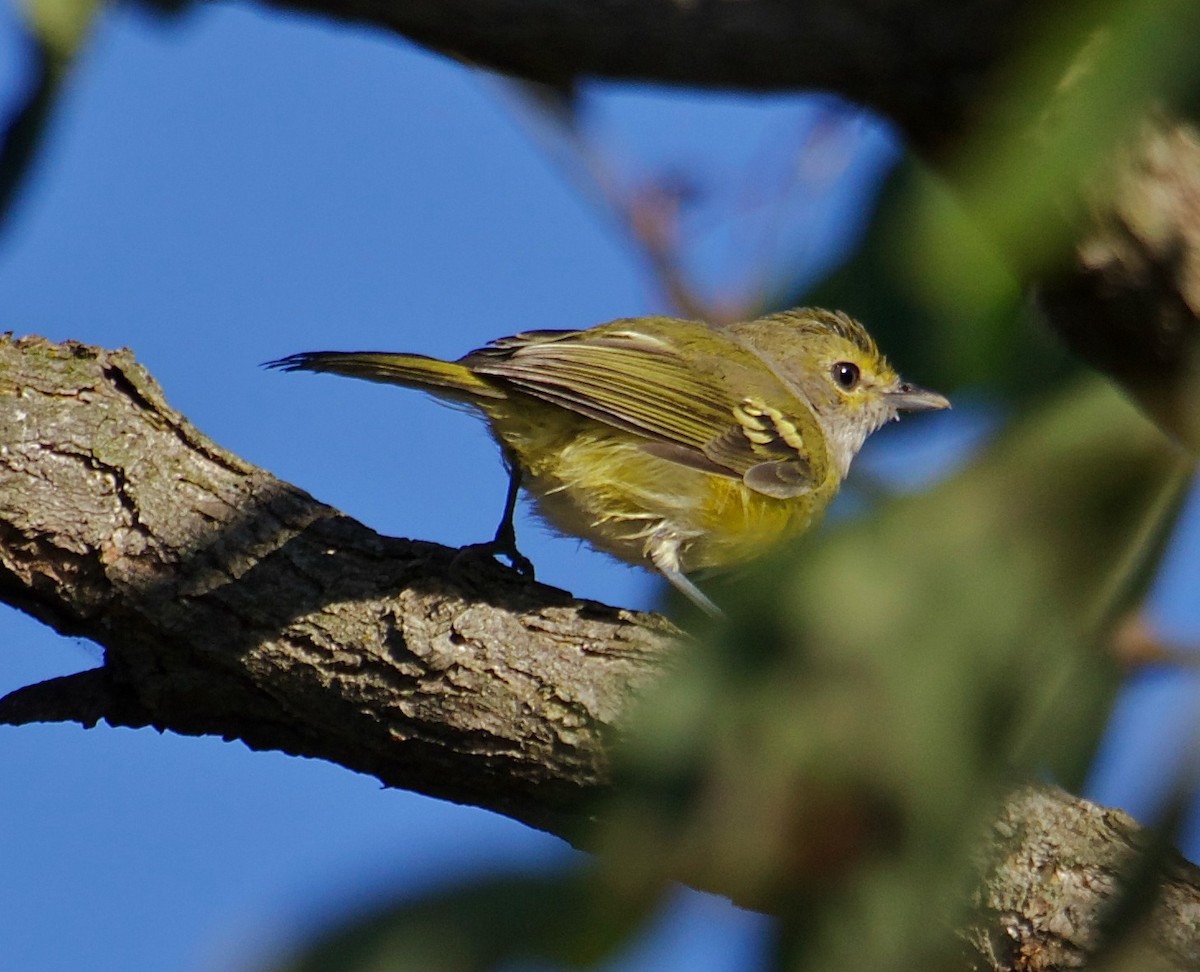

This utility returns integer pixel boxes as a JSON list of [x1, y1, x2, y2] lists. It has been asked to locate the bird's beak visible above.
[[885, 382, 951, 413]]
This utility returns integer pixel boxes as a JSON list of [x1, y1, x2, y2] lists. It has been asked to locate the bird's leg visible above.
[[649, 532, 722, 618], [489, 456, 535, 578], [452, 457, 536, 579], [660, 567, 723, 619]]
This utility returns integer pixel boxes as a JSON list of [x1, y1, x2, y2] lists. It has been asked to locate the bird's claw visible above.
[[452, 539, 536, 580]]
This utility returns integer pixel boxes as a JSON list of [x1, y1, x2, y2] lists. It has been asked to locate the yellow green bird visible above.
[[268, 308, 948, 615]]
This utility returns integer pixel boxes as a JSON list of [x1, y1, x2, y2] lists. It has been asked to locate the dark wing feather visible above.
[[465, 327, 731, 451]]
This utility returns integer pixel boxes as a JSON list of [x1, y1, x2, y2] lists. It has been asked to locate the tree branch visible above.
[[0, 334, 674, 833], [254, 0, 1045, 148], [967, 785, 1200, 971], [1040, 117, 1200, 452]]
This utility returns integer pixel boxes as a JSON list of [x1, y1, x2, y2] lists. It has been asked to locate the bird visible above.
[[267, 308, 949, 616]]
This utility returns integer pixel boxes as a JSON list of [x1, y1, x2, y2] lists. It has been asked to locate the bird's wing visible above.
[[464, 324, 823, 497]]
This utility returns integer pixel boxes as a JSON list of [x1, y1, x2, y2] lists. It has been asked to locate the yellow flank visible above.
[[478, 395, 829, 572]]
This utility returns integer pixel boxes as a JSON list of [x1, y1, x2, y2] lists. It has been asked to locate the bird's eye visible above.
[[832, 361, 861, 390]]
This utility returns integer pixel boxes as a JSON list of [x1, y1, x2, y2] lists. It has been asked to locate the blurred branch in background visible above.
[[1040, 117, 1200, 453], [492, 79, 891, 324], [243, 0, 1093, 151], [1111, 612, 1200, 671], [898, 0, 1200, 452], [0, 0, 191, 241], [0, 0, 94, 239]]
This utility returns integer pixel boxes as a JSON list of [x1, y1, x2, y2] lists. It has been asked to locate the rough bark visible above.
[[0, 334, 674, 834], [1039, 117, 1200, 453], [2, 337, 1199, 968], [968, 786, 1200, 971]]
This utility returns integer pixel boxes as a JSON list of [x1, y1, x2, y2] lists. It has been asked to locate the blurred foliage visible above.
[[0, 0, 97, 239], [613, 379, 1187, 970], [2, 0, 189, 239], [910, 0, 1200, 316], [272, 0, 1200, 969], [806, 1, 1200, 415], [805, 158, 1052, 400], [1, 36, 61, 239], [22, 0, 98, 57], [279, 871, 657, 972]]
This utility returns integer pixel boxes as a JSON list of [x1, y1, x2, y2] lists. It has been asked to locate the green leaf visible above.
[[274, 870, 661, 972]]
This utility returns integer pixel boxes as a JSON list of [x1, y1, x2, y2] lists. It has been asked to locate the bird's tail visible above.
[[264, 351, 506, 401]]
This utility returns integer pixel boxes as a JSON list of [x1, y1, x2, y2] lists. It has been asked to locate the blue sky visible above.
[[0, 3, 1198, 970]]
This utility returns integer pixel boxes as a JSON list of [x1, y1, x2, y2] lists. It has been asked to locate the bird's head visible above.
[[731, 308, 950, 478]]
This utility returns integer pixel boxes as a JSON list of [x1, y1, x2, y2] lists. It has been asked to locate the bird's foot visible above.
[[452, 538, 536, 580]]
